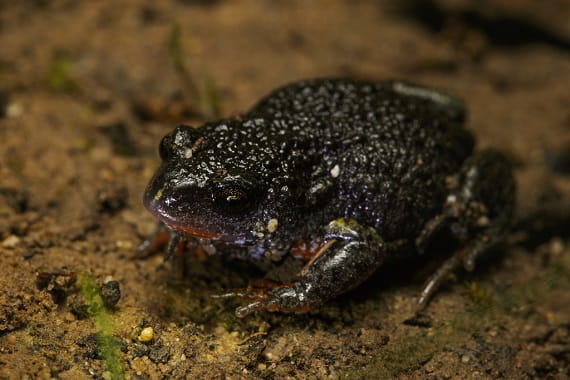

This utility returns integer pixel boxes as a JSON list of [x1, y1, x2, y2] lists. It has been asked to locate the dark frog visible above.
[[142, 78, 515, 317]]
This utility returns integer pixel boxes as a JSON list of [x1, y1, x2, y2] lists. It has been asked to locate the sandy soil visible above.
[[0, 0, 569, 379]]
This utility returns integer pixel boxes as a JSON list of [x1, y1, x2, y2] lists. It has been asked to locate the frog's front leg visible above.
[[136, 222, 189, 260], [230, 219, 401, 318], [416, 148, 516, 307]]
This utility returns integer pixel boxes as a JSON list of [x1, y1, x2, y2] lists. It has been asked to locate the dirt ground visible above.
[[1, 0, 569, 379]]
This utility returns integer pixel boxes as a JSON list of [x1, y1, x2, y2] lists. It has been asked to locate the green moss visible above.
[[199, 71, 222, 119], [168, 23, 185, 74], [168, 22, 222, 118], [542, 261, 570, 290], [350, 325, 462, 380], [78, 273, 124, 380], [494, 255, 570, 316], [6, 152, 25, 175], [46, 56, 77, 92], [349, 252, 570, 379], [465, 281, 496, 318]]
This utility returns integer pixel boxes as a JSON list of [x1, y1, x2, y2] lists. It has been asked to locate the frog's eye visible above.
[[212, 182, 254, 215]]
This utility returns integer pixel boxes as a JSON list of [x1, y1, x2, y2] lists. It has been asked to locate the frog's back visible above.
[[249, 78, 466, 125], [248, 78, 475, 240]]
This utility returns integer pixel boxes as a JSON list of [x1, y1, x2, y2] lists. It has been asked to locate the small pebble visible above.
[[6, 334, 17, 345], [2, 235, 20, 248], [6, 102, 23, 118], [139, 327, 155, 342], [115, 240, 133, 250], [549, 238, 564, 256], [101, 281, 121, 308]]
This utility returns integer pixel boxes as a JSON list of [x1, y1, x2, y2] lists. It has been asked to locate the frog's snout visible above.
[[143, 170, 222, 237], [143, 169, 167, 216], [143, 181, 186, 224]]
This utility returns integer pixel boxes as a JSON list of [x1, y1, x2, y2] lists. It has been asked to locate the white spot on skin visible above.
[[330, 164, 340, 178], [253, 221, 266, 238], [446, 194, 457, 204], [267, 218, 279, 233]]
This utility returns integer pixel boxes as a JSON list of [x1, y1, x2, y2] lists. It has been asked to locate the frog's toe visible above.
[[460, 235, 490, 272], [225, 284, 314, 318], [209, 279, 285, 301], [235, 301, 266, 318], [417, 234, 496, 308], [417, 254, 462, 309], [210, 288, 264, 316], [210, 289, 254, 300], [135, 223, 171, 258]]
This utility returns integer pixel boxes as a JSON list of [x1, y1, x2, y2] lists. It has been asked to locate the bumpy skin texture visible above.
[[143, 78, 515, 317]]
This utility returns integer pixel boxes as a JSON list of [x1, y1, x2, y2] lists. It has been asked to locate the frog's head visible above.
[[144, 123, 306, 247]]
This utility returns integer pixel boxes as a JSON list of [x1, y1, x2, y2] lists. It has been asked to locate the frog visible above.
[[142, 78, 515, 318]]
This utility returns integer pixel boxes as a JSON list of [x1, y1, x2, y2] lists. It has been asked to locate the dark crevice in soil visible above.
[[394, 0, 570, 51]]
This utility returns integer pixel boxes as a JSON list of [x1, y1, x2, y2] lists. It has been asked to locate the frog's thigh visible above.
[[450, 148, 515, 267], [417, 148, 515, 307], [235, 219, 401, 317]]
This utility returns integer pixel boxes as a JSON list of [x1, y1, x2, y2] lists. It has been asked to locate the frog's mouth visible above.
[[163, 221, 221, 240], [146, 201, 223, 240]]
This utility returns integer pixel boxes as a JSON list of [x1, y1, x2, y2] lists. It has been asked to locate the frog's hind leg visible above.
[[417, 148, 515, 308]]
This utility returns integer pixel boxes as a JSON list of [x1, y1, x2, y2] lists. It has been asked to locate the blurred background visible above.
[[1, 1, 569, 378]]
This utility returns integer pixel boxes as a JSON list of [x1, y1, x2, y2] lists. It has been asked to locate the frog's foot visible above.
[[418, 232, 496, 309], [416, 148, 515, 308], [417, 238, 487, 308], [212, 283, 317, 318]]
